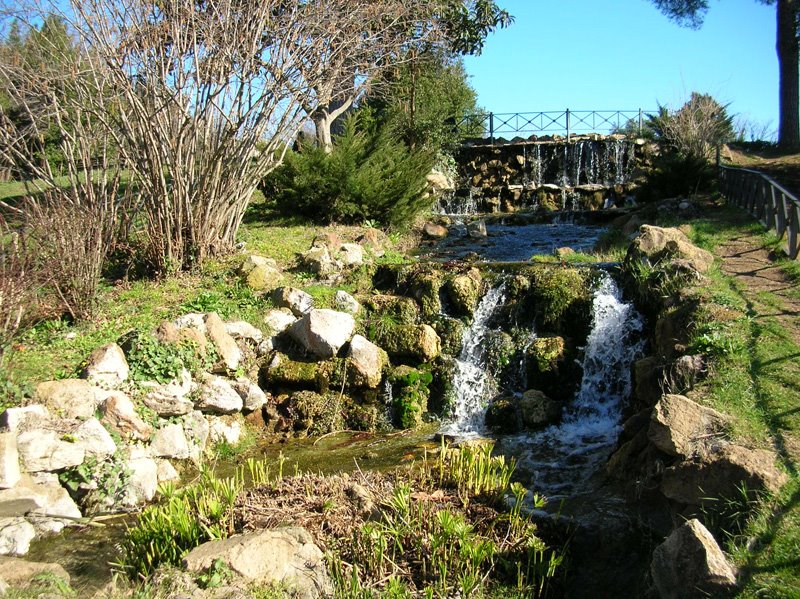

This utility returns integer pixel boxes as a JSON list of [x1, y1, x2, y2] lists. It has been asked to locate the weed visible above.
[[196, 558, 233, 589], [122, 331, 213, 384]]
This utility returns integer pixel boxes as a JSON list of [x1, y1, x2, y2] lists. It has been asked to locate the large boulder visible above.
[[100, 392, 154, 442], [347, 335, 388, 389], [80, 343, 129, 387], [443, 271, 482, 317], [264, 308, 297, 335], [660, 443, 788, 505], [195, 375, 244, 415], [337, 243, 364, 267], [299, 246, 341, 277], [0, 405, 49, 433], [33, 379, 106, 420], [519, 389, 563, 429], [25, 479, 82, 535], [272, 287, 315, 317], [0, 518, 35, 556], [650, 519, 736, 599], [182, 527, 331, 599], [123, 455, 159, 507], [376, 324, 441, 364], [73, 417, 117, 458], [289, 309, 356, 359], [205, 313, 241, 373], [17, 430, 85, 473], [240, 255, 282, 292], [648, 394, 730, 459], [628, 225, 714, 273], [0, 556, 70, 588], [225, 321, 264, 345], [262, 353, 326, 391], [150, 423, 190, 459], [232, 378, 269, 412]]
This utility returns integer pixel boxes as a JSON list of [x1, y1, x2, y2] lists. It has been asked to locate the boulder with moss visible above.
[[443, 270, 482, 317], [347, 335, 389, 389], [407, 269, 444, 319], [485, 398, 519, 434], [524, 336, 577, 401], [362, 295, 420, 325], [373, 323, 441, 364], [626, 225, 714, 274], [531, 267, 590, 329], [262, 352, 331, 392], [430, 316, 465, 356], [389, 366, 432, 429], [519, 389, 563, 429]]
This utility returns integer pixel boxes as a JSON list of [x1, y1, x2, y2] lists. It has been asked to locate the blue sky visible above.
[[463, 0, 778, 138]]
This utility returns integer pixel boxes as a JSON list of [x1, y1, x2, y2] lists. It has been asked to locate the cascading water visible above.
[[497, 272, 646, 498], [439, 284, 507, 437]]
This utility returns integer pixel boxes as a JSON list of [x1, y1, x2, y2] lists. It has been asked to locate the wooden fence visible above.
[[718, 164, 800, 259]]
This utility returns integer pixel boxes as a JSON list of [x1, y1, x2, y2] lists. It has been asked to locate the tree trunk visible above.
[[312, 96, 355, 153], [777, 0, 799, 149]]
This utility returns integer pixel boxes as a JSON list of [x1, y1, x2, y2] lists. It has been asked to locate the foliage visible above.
[[119, 467, 244, 578], [59, 453, 130, 513], [390, 367, 433, 429], [530, 267, 588, 326], [121, 331, 212, 384], [649, 93, 735, 160], [266, 115, 435, 227]]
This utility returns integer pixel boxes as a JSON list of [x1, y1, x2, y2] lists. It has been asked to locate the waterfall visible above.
[[497, 272, 646, 498], [439, 284, 506, 437]]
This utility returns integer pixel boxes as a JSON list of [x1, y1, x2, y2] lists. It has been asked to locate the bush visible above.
[[264, 115, 435, 227]]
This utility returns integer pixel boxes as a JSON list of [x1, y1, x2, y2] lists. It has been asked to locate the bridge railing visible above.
[[457, 109, 651, 143], [718, 164, 800, 259]]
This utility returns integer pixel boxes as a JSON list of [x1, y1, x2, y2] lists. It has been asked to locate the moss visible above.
[[407, 268, 444, 319], [261, 352, 345, 393], [531, 267, 589, 327], [443, 270, 482, 318], [372, 323, 441, 365], [389, 365, 432, 429], [430, 315, 465, 356], [362, 295, 419, 325], [536, 190, 560, 212], [529, 337, 566, 373]]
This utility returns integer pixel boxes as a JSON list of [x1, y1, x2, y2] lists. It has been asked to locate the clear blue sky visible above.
[[463, 0, 778, 137]]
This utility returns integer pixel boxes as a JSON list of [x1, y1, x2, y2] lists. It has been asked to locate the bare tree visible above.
[[1, 0, 441, 273]]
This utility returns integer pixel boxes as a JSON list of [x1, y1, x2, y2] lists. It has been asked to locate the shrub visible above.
[[264, 115, 435, 227]]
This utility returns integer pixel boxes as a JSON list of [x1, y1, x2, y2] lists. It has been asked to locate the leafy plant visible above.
[[264, 114, 435, 228], [122, 331, 213, 384]]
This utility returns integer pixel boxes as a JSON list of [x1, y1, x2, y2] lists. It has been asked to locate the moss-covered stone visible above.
[[485, 398, 519, 434], [373, 324, 441, 365], [430, 316, 465, 356], [261, 352, 344, 393], [407, 268, 444, 319], [389, 365, 432, 429], [519, 389, 562, 429], [529, 337, 566, 373], [362, 295, 420, 325], [429, 355, 458, 416], [531, 267, 590, 327], [279, 390, 337, 435], [443, 269, 482, 317]]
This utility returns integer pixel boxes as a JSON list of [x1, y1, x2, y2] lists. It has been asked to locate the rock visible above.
[[0, 518, 35, 555], [232, 378, 269, 412], [264, 308, 297, 335], [80, 343, 129, 387], [650, 519, 737, 599], [17, 430, 85, 472], [289, 309, 356, 359], [311, 232, 342, 250], [422, 222, 448, 239], [443, 271, 481, 317], [519, 389, 563, 428], [628, 225, 714, 273], [431, 316, 465, 356], [357, 228, 387, 256], [0, 556, 70, 587], [633, 356, 664, 409], [661, 444, 789, 505], [33, 379, 105, 420], [0, 405, 49, 433], [26, 480, 82, 535], [485, 399, 519, 434], [0, 485, 43, 517], [667, 354, 706, 393], [621, 214, 644, 237], [408, 270, 443, 319], [467, 220, 487, 238], [272, 287, 314, 317], [101, 392, 154, 442], [124, 456, 158, 506], [209, 418, 242, 445], [334, 290, 360, 315], [239, 255, 277, 275], [338, 243, 364, 267], [347, 335, 388, 389], [173, 312, 207, 333], [299, 246, 341, 277], [225, 321, 264, 344], [427, 169, 455, 193], [205, 313, 241, 373], [0, 435, 19, 489], [155, 320, 208, 353], [183, 411, 211, 463], [281, 391, 330, 434], [182, 527, 331, 599], [245, 264, 283, 292], [376, 324, 441, 364], [554, 247, 575, 259], [142, 369, 195, 417], [262, 353, 325, 390], [73, 418, 117, 458], [156, 459, 180, 483], [150, 423, 190, 459], [648, 394, 729, 458], [195, 375, 244, 415]]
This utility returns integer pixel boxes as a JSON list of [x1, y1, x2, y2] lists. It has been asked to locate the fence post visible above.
[[566, 109, 570, 142], [489, 112, 494, 145], [638, 109, 643, 136]]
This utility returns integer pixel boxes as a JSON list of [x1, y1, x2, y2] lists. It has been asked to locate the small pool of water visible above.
[[420, 221, 607, 263]]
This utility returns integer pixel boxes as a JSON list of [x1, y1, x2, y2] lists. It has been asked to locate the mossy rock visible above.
[[524, 336, 577, 401], [407, 268, 444, 319], [536, 190, 560, 212], [483, 330, 516, 377], [279, 390, 338, 435], [519, 389, 563, 429], [389, 365, 432, 429], [372, 323, 441, 365], [429, 356, 458, 416], [261, 352, 344, 393], [531, 267, 590, 327], [430, 316, 465, 356], [485, 398, 520, 434], [528, 337, 566, 373], [443, 269, 482, 318], [362, 295, 420, 325]]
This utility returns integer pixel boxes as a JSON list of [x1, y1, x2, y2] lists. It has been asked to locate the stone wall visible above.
[[444, 135, 652, 214]]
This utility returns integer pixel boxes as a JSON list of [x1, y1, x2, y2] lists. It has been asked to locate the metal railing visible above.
[[457, 109, 651, 143], [718, 164, 800, 259]]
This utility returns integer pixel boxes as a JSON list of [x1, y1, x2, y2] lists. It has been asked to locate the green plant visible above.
[[531, 267, 588, 326], [196, 558, 233, 589], [179, 291, 227, 316], [390, 368, 433, 429], [122, 331, 213, 384], [690, 321, 746, 357], [59, 453, 130, 513], [264, 114, 435, 228]]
